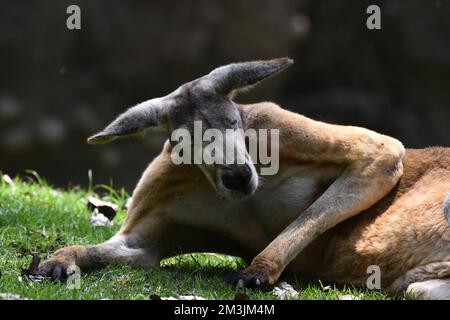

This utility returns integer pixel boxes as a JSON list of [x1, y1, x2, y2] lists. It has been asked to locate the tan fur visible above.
[[39, 102, 450, 294]]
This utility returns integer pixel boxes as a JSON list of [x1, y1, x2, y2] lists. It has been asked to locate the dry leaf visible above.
[[178, 295, 206, 300], [0, 293, 27, 300], [89, 211, 112, 227], [272, 282, 299, 299], [87, 196, 118, 220], [150, 294, 206, 300], [338, 294, 361, 300], [2, 174, 15, 189]]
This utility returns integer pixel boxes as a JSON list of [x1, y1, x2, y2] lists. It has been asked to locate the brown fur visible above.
[[298, 147, 450, 288], [39, 103, 450, 292], [37, 58, 450, 295]]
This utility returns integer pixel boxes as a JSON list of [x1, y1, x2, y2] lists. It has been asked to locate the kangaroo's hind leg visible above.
[[406, 192, 450, 299], [388, 194, 450, 299], [407, 278, 450, 300], [394, 261, 450, 300]]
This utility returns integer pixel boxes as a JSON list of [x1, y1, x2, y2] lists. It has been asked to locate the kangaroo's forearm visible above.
[[253, 155, 404, 279], [236, 102, 405, 285]]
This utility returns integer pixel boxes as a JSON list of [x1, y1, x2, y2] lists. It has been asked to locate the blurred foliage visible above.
[[0, 0, 449, 189]]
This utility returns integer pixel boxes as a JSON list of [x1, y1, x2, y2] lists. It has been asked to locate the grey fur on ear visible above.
[[444, 191, 450, 227], [199, 57, 294, 97], [87, 97, 171, 145]]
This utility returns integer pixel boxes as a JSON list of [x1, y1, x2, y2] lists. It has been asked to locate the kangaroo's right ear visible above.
[[198, 57, 293, 98], [87, 97, 172, 145]]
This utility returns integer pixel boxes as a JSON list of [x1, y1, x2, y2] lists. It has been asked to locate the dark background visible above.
[[1, 0, 449, 190]]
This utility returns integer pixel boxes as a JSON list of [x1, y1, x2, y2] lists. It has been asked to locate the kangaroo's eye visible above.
[[225, 119, 238, 127]]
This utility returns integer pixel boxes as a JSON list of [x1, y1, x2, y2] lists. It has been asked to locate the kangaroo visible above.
[[38, 58, 450, 299]]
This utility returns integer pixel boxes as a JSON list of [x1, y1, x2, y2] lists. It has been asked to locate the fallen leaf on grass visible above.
[[89, 211, 112, 227], [2, 174, 15, 190], [272, 282, 299, 299], [338, 294, 361, 300], [149, 294, 206, 300], [178, 295, 206, 300], [87, 196, 118, 220], [0, 293, 27, 300]]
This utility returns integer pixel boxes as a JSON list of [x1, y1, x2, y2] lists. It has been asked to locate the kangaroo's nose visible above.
[[221, 164, 253, 193]]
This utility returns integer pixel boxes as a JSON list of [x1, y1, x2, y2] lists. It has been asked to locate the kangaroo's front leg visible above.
[[37, 236, 159, 281], [234, 104, 406, 286]]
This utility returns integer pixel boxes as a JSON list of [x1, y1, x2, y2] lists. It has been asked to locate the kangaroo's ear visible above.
[[198, 57, 293, 97], [87, 97, 172, 145]]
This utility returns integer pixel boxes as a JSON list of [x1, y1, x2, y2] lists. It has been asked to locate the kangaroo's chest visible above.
[[245, 165, 338, 235], [169, 163, 342, 249]]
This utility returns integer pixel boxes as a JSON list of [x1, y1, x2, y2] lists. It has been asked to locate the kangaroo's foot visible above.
[[407, 278, 450, 300], [38, 235, 160, 281], [389, 261, 450, 298]]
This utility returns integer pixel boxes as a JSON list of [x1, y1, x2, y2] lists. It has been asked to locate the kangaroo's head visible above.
[[87, 58, 293, 200]]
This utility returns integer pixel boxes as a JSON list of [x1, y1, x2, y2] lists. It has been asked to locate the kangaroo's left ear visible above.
[[197, 57, 293, 97], [87, 97, 172, 145]]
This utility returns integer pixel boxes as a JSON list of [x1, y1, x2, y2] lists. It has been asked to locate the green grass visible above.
[[0, 174, 402, 300]]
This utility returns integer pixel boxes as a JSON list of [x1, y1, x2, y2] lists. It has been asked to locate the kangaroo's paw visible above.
[[225, 263, 278, 289], [38, 254, 78, 282]]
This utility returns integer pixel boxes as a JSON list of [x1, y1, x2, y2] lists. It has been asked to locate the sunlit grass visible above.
[[0, 175, 401, 300]]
